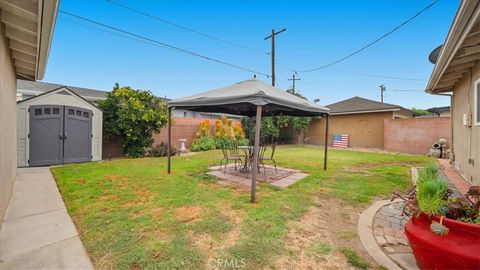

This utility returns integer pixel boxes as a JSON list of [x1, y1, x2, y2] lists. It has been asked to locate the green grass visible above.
[[51, 146, 432, 269], [340, 248, 371, 269], [306, 241, 334, 257]]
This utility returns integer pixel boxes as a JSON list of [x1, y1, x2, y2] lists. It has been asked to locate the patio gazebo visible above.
[[167, 79, 330, 203]]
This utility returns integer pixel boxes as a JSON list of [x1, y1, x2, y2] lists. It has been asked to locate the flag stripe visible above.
[[333, 134, 349, 148]]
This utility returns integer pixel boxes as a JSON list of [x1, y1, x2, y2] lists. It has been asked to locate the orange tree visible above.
[[98, 83, 168, 157]]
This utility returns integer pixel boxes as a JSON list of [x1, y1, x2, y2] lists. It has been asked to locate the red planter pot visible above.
[[405, 212, 480, 270]]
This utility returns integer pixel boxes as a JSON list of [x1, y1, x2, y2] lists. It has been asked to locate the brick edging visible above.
[[358, 199, 403, 270]]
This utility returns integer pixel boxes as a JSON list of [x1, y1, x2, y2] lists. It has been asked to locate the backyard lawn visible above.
[[51, 146, 432, 269]]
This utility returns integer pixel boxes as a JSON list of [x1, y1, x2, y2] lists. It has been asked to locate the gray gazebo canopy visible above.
[[167, 79, 330, 203], [169, 79, 329, 117]]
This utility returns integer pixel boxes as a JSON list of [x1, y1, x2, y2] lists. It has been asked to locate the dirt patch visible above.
[[121, 188, 154, 208], [274, 195, 374, 269], [218, 209, 243, 250], [76, 178, 87, 185], [99, 194, 119, 201], [132, 208, 148, 219], [174, 205, 203, 223], [150, 208, 165, 221], [130, 264, 141, 270]]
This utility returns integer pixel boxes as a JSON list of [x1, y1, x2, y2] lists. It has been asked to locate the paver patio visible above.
[[208, 163, 309, 188]]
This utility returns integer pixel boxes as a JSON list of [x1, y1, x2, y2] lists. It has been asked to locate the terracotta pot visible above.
[[405, 212, 480, 269]]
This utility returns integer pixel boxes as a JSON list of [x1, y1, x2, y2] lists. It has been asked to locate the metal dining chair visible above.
[[259, 143, 277, 174], [219, 142, 241, 173]]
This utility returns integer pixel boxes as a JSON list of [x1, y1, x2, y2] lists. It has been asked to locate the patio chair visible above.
[[228, 141, 243, 159], [259, 143, 277, 174], [219, 143, 241, 173], [249, 144, 267, 176]]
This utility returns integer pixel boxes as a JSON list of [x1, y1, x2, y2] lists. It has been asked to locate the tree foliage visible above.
[[411, 107, 430, 116], [98, 83, 168, 157], [241, 88, 312, 143]]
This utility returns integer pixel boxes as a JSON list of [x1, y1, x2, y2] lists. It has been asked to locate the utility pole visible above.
[[379, 84, 386, 103], [264, 28, 286, 86], [288, 73, 301, 94]]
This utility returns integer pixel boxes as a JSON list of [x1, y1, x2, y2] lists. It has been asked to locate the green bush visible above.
[[191, 136, 216, 152], [418, 163, 440, 183], [98, 84, 168, 158], [145, 142, 177, 157], [416, 164, 447, 216], [417, 178, 448, 216]]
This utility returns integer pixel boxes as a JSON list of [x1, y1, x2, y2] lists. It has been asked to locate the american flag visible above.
[[333, 134, 349, 148]]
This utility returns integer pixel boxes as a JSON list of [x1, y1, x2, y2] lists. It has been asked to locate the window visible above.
[[83, 112, 89, 118], [44, 108, 51, 115], [68, 109, 74, 115], [76, 110, 82, 117], [34, 108, 42, 116], [53, 108, 60, 115], [475, 79, 480, 126]]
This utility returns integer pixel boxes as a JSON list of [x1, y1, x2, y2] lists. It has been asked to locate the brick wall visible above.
[[153, 117, 242, 149], [103, 117, 242, 158], [384, 117, 451, 155]]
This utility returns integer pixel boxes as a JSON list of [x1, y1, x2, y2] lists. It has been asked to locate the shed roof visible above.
[[326, 96, 403, 115], [18, 80, 107, 101], [168, 79, 330, 117]]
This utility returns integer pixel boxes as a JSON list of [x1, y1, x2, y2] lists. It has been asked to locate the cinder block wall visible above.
[[384, 117, 451, 155], [0, 24, 18, 226], [304, 112, 394, 149]]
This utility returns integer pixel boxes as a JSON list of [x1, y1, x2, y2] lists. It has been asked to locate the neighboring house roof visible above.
[[426, 1, 480, 93], [427, 106, 451, 114], [0, 0, 59, 80], [17, 80, 107, 102], [326, 96, 406, 115]]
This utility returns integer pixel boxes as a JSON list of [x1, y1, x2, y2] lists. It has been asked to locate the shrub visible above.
[[145, 142, 177, 157], [196, 120, 211, 138], [394, 163, 480, 227], [191, 115, 246, 152], [418, 163, 440, 183], [98, 84, 168, 158], [191, 136, 216, 152], [214, 116, 236, 140], [416, 178, 448, 216]]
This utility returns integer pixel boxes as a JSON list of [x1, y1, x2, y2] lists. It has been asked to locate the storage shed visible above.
[[17, 87, 103, 167]]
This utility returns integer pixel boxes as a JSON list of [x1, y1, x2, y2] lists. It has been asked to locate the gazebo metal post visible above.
[[167, 107, 172, 174], [323, 114, 329, 171], [250, 105, 262, 203]]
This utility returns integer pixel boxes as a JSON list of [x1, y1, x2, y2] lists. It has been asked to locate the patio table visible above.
[[237, 146, 253, 172]]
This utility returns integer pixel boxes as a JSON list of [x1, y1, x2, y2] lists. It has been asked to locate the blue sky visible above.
[[44, 0, 459, 109]]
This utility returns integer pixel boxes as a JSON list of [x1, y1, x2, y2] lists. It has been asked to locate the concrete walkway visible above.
[[0, 167, 92, 270]]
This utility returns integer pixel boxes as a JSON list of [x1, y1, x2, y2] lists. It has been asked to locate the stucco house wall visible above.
[[451, 61, 479, 185], [304, 111, 394, 149], [0, 23, 18, 225]]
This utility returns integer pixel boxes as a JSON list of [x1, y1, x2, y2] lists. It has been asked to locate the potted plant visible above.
[[393, 163, 480, 270]]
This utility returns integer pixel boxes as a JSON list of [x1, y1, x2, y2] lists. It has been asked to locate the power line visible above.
[[326, 68, 428, 81], [106, 0, 269, 55], [59, 10, 270, 77], [298, 0, 439, 73]]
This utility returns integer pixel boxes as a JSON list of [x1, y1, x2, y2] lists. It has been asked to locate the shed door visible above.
[[29, 105, 64, 166], [63, 106, 93, 163]]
